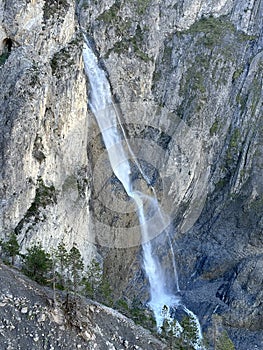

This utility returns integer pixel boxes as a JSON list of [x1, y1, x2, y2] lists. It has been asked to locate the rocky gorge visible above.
[[0, 0, 262, 349]]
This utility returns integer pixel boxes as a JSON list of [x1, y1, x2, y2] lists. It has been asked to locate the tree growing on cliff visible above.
[[68, 244, 84, 295], [22, 242, 52, 284], [82, 258, 102, 298], [0, 232, 20, 265], [55, 242, 84, 295], [181, 315, 200, 347], [81, 258, 114, 307], [55, 241, 70, 290], [97, 277, 113, 307], [161, 313, 201, 350]]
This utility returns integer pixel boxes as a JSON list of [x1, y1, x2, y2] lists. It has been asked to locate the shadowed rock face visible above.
[[0, 0, 262, 348]]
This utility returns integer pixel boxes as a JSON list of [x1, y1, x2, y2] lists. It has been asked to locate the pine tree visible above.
[[180, 315, 199, 349], [22, 242, 52, 284], [49, 247, 59, 307], [97, 277, 113, 306], [82, 258, 102, 298], [55, 241, 69, 290], [161, 313, 200, 350], [0, 232, 20, 265], [68, 244, 84, 295]]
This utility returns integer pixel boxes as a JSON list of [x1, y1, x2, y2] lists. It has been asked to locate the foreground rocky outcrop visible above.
[[0, 0, 262, 349], [0, 262, 166, 349]]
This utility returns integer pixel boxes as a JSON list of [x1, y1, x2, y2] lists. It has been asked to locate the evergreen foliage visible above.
[[0, 232, 20, 265], [55, 241, 69, 290], [22, 242, 52, 284], [181, 315, 199, 347], [0, 52, 9, 65], [97, 277, 113, 307], [160, 311, 202, 350], [82, 258, 102, 298], [0, 236, 236, 349], [114, 297, 155, 330], [68, 245, 84, 295]]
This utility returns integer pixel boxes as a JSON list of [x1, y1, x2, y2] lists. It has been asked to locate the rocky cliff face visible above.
[[0, 0, 262, 349], [80, 1, 263, 348], [0, 0, 96, 264]]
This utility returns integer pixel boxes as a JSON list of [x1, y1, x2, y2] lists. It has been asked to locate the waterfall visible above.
[[83, 36, 204, 348]]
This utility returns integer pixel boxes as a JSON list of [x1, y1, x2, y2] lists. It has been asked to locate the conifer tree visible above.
[[49, 247, 59, 306], [160, 313, 200, 350], [55, 241, 69, 290], [68, 244, 84, 295], [97, 277, 113, 306], [0, 232, 20, 265], [181, 315, 199, 348], [82, 258, 102, 298], [22, 242, 52, 284]]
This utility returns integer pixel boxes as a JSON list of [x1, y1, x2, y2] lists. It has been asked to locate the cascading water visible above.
[[83, 36, 204, 348]]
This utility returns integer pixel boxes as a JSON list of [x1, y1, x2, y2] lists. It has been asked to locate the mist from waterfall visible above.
[[83, 36, 204, 346]]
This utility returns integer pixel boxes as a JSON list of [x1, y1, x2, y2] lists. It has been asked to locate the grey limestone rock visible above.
[[0, 0, 262, 348]]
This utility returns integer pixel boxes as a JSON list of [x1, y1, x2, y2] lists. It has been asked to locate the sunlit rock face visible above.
[[0, 0, 262, 348], [0, 0, 95, 263]]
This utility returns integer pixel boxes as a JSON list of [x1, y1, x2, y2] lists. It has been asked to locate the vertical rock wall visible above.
[[0, 0, 262, 348], [79, 0, 263, 348], [0, 0, 95, 263]]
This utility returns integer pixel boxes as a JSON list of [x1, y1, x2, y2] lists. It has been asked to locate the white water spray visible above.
[[83, 36, 204, 346]]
